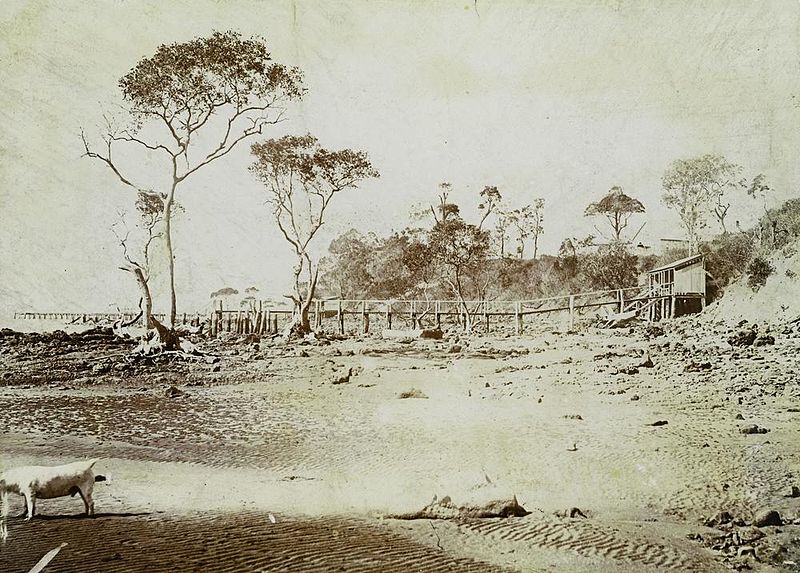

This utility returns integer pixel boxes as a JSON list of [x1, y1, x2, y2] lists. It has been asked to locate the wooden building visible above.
[[646, 254, 706, 320]]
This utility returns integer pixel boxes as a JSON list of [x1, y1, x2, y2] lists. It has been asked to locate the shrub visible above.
[[701, 233, 755, 300], [746, 256, 775, 291], [583, 243, 639, 291]]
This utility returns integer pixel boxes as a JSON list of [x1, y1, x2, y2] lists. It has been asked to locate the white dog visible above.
[[0, 459, 105, 519]]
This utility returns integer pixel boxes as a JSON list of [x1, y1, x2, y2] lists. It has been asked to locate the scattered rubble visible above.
[[398, 388, 428, 399], [739, 424, 770, 435], [752, 509, 782, 528]]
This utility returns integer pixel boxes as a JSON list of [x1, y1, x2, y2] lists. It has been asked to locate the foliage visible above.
[[120, 31, 305, 133], [583, 243, 640, 291], [427, 182, 461, 223], [701, 233, 756, 300], [584, 186, 644, 242], [428, 218, 491, 291], [747, 256, 775, 291], [318, 230, 377, 299], [428, 217, 491, 330], [210, 287, 240, 299], [749, 176, 800, 249]]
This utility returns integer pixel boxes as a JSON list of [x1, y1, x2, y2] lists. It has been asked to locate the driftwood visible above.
[[600, 309, 637, 328], [389, 494, 529, 520], [119, 309, 144, 328]]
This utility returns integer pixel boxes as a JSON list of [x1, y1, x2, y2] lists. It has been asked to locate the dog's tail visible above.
[[87, 458, 101, 469]]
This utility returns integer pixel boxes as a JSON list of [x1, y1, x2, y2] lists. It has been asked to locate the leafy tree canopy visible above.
[[120, 31, 305, 126], [585, 186, 644, 218]]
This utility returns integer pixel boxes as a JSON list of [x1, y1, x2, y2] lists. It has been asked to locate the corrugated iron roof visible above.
[[647, 254, 703, 274]]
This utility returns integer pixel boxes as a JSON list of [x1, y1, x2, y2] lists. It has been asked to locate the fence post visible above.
[[386, 302, 392, 330], [361, 301, 368, 334], [569, 295, 575, 331], [617, 289, 624, 313], [338, 300, 345, 334], [515, 302, 522, 335], [484, 301, 489, 333], [410, 300, 417, 329]]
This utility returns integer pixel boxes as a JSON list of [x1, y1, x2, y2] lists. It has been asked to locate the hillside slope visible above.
[[705, 239, 800, 325]]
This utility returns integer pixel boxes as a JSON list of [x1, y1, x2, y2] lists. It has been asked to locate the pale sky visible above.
[[1, 0, 798, 315]]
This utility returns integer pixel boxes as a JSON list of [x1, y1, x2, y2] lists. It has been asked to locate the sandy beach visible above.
[[1, 317, 798, 572]]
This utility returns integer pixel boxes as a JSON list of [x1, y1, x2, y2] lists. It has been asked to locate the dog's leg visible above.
[[85, 491, 94, 517], [23, 491, 35, 520], [77, 489, 95, 517], [84, 480, 95, 517]]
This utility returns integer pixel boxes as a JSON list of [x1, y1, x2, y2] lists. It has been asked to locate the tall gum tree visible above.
[[662, 154, 743, 253], [506, 198, 545, 259], [250, 134, 378, 336], [82, 31, 305, 333]]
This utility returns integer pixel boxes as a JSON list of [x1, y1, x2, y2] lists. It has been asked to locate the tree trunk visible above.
[[163, 189, 177, 327], [299, 299, 312, 333], [151, 315, 180, 350], [533, 235, 539, 260], [453, 272, 472, 333], [300, 263, 319, 334], [286, 257, 317, 338], [132, 268, 154, 329]]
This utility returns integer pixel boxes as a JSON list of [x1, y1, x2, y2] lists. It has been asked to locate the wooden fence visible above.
[[15, 285, 662, 337], [207, 285, 649, 336]]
